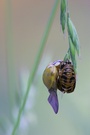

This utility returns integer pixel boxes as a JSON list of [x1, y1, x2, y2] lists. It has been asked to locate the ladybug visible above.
[[43, 60, 61, 90], [57, 60, 76, 93], [42, 60, 61, 113], [42, 60, 76, 113]]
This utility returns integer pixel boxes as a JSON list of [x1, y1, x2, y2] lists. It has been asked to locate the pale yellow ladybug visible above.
[[43, 64, 58, 90], [42, 61, 61, 114]]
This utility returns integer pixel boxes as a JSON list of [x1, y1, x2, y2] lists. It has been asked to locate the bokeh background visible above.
[[0, 0, 90, 135]]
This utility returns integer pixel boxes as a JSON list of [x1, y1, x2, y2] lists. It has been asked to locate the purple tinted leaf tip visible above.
[[48, 90, 59, 114]]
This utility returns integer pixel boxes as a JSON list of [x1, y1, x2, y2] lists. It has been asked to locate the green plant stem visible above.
[[11, 0, 60, 134]]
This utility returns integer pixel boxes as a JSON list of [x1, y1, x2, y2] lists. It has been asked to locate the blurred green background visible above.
[[0, 0, 90, 135]]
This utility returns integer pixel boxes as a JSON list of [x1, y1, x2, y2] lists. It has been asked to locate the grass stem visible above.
[[11, 0, 60, 135]]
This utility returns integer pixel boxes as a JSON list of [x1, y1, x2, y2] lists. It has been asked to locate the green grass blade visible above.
[[11, 0, 60, 135]]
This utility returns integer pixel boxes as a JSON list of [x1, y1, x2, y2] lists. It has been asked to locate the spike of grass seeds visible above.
[[69, 37, 77, 71], [67, 13, 80, 56], [60, 0, 67, 33]]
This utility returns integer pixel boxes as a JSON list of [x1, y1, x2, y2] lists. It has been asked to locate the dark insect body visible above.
[[57, 60, 76, 93]]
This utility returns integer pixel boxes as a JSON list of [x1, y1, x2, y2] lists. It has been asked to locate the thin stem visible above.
[[11, 0, 60, 135]]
